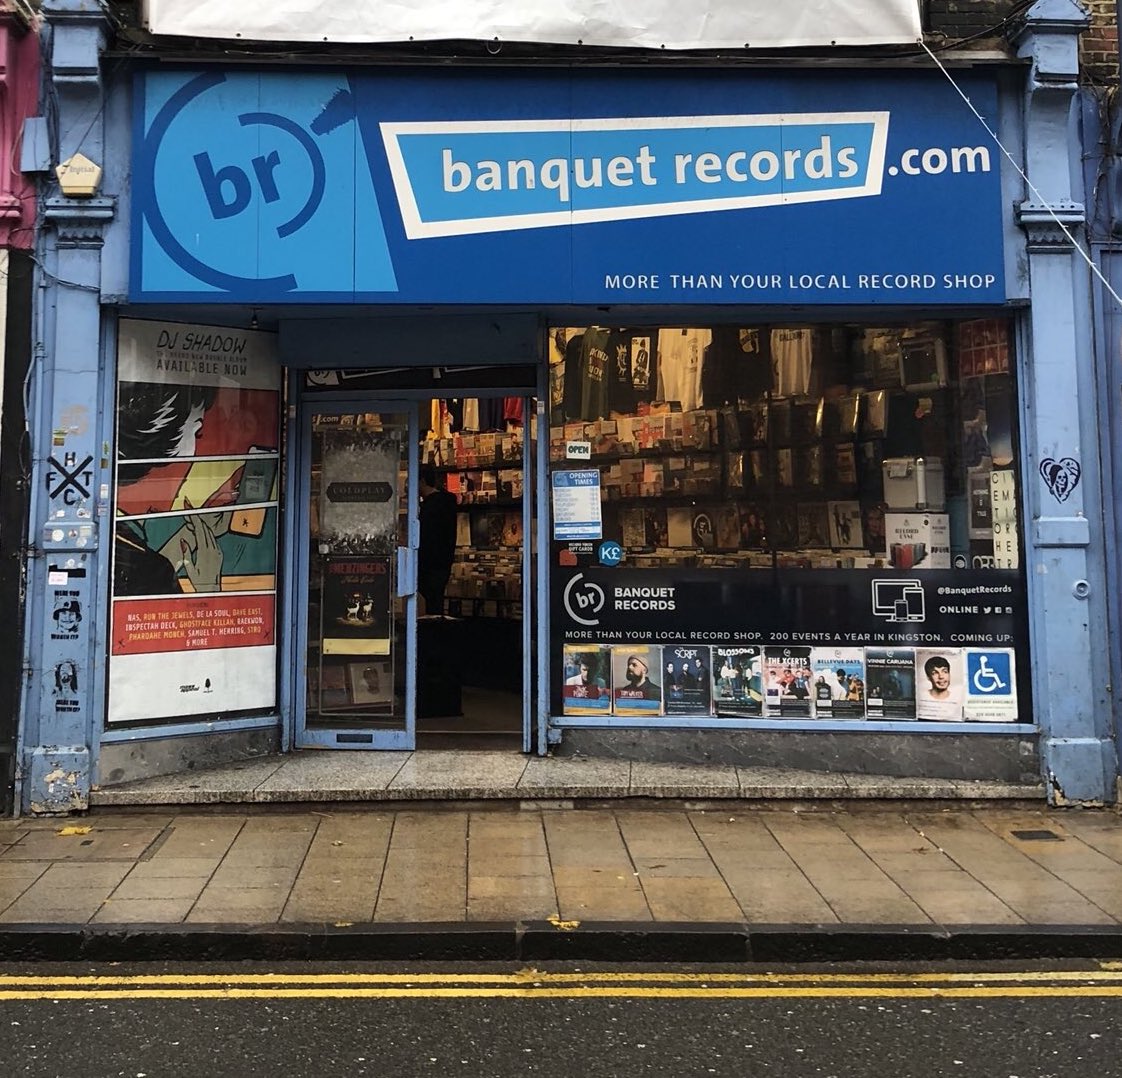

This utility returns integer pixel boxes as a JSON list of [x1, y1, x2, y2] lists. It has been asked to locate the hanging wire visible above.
[[921, 39, 1122, 311]]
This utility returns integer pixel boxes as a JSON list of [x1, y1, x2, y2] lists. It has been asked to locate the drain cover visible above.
[[1010, 828, 1063, 842]]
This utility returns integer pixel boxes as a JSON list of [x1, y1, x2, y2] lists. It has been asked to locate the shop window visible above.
[[106, 320, 283, 726], [549, 319, 1028, 725]]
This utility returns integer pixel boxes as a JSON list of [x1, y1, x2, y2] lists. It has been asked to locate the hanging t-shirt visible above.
[[771, 328, 814, 397], [563, 332, 585, 421], [462, 398, 480, 432], [503, 397, 525, 426], [657, 328, 711, 410], [629, 333, 655, 405], [701, 327, 766, 407], [480, 398, 506, 432], [579, 327, 613, 421], [607, 330, 635, 416]]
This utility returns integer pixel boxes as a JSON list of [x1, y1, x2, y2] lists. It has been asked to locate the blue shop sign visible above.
[[131, 68, 1006, 305]]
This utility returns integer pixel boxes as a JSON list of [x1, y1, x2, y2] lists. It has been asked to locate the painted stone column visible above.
[[19, 0, 112, 812], [1014, 0, 1117, 803]]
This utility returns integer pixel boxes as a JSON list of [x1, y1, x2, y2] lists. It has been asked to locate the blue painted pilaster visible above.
[[17, 0, 112, 813], [1013, 0, 1117, 803]]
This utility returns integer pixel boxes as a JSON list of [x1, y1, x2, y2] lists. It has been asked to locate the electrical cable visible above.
[[922, 39, 1122, 310]]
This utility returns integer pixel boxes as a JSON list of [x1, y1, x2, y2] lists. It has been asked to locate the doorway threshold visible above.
[[88, 750, 1045, 807]]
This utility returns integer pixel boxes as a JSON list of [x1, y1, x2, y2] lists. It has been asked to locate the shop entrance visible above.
[[292, 390, 536, 752], [295, 401, 419, 749]]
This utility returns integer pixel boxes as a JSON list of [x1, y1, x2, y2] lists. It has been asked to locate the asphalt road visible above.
[[1, 961, 1120, 1077]]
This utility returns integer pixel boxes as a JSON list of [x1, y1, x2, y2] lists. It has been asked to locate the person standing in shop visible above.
[[418, 464, 458, 615]]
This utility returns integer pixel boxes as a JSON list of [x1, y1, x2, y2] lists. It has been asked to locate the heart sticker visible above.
[[1039, 457, 1081, 503]]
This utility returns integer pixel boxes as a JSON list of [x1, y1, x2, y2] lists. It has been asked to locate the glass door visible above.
[[295, 402, 418, 749]]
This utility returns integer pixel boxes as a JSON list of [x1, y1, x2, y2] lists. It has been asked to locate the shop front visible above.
[[19, 0, 1116, 810]]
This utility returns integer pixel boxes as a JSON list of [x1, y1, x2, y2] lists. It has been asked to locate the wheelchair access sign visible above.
[[963, 648, 1017, 721]]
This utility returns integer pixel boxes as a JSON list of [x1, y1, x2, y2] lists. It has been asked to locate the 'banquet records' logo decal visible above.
[[563, 573, 605, 627]]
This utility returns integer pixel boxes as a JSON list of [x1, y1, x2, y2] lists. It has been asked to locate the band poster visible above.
[[108, 319, 281, 723]]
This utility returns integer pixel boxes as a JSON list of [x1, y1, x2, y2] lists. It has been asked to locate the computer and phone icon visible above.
[[871, 579, 926, 622]]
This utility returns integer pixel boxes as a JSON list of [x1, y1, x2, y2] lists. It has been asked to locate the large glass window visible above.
[[549, 319, 1027, 724], [108, 320, 281, 725]]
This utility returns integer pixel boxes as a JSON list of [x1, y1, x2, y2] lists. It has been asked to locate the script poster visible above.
[[108, 319, 281, 723]]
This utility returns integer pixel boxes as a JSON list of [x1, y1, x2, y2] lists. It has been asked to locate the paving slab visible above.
[[629, 761, 739, 797], [3, 825, 163, 862], [518, 756, 631, 795], [91, 899, 195, 924], [843, 774, 960, 798], [737, 767, 851, 798], [253, 752, 411, 801], [387, 751, 528, 797], [92, 757, 287, 805]]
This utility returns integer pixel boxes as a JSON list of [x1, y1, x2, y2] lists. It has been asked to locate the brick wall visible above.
[[1081, 0, 1118, 81], [927, 0, 1016, 39], [930, 0, 1116, 82]]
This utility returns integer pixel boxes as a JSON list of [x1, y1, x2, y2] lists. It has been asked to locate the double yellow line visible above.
[[2, 969, 1122, 1000]]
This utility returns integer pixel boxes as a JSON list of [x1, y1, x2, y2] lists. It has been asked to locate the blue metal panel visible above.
[[1011, 0, 1116, 803], [535, 382, 550, 755], [521, 394, 533, 754], [131, 67, 1007, 306], [100, 714, 280, 743]]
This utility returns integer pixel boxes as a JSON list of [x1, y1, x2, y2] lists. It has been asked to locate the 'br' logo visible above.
[[193, 112, 324, 237], [563, 572, 605, 627], [136, 70, 398, 297]]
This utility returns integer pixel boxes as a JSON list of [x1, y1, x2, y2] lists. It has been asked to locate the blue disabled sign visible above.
[[964, 648, 1018, 722]]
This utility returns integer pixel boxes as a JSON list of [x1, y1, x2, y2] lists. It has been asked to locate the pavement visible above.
[[5, 782, 1122, 962], [90, 748, 1045, 805]]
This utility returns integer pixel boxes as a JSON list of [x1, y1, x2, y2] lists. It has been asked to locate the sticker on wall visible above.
[[46, 453, 93, 506], [52, 660, 81, 713], [1039, 456, 1080, 503], [597, 540, 623, 566], [50, 595, 82, 640]]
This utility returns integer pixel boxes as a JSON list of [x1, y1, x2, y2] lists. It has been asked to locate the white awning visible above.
[[141, 0, 923, 49]]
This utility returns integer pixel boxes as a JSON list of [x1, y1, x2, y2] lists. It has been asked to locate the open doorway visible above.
[[416, 395, 528, 749]]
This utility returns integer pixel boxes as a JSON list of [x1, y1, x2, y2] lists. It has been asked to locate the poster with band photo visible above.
[[810, 647, 866, 720], [661, 644, 713, 716], [611, 644, 663, 716], [763, 646, 813, 718], [915, 647, 965, 722], [865, 648, 917, 720], [562, 643, 611, 715], [714, 646, 763, 717]]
